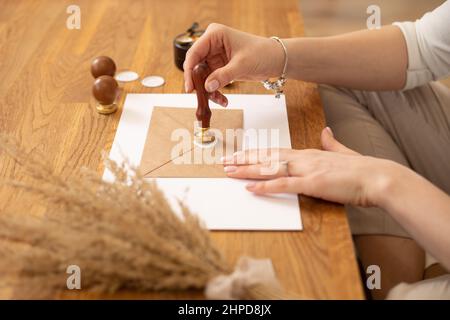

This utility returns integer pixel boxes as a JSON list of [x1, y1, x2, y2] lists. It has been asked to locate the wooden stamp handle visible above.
[[192, 62, 211, 128]]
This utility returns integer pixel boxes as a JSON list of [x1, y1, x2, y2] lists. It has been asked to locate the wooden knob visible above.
[[92, 75, 118, 105], [91, 56, 116, 79], [192, 62, 211, 128]]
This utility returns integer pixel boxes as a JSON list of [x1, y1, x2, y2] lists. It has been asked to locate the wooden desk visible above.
[[0, 0, 363, 299]]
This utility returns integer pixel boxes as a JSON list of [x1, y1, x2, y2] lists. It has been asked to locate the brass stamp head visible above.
[[194, 126, 216, 149], [194, 127, 215, 144], [96, 102, 118, 115]]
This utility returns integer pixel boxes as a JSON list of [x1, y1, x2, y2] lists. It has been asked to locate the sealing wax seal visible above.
[[91, 56, 117, 78], [192, 62, 211, 128], [92, 75, 118, 105]]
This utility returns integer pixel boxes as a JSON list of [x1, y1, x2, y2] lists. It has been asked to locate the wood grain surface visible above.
[[0, 0, 364, 299]]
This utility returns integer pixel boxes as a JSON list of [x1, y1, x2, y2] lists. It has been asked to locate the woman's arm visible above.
[[223, 128, 450, 270], [184, 24, 409, 99], [283, 26, 408, 90], [378, 165, 450, 270]]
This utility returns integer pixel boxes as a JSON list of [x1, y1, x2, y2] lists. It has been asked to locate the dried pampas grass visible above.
[[0, 135, 283, 299]]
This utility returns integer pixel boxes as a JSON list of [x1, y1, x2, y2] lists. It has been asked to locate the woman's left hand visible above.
[[222, 127, 403, 208]]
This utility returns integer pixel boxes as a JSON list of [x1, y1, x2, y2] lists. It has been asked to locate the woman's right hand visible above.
[[183, 23, 285, 107]]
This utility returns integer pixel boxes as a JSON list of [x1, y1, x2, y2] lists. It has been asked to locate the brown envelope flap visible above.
[[140, 106, 243, 178]]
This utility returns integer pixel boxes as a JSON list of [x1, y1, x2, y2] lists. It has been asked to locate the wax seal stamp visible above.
[[91, 56, 117, 79], [92, 75, 119, 114], [192, 62, 215, 147]]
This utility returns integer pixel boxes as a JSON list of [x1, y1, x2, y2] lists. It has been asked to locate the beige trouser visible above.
[[319, 82, 450, 238]]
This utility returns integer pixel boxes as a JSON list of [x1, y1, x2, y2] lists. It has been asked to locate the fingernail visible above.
[[185, 82, 189, 92], [224, 166, 237, 173], [206, 79, 219, 92], [326, 126, 334, 137], [221, 98, 228, 107], [221, 155, 234, 163], [246, 182, 256, 189], [233, 151, 243, 157]]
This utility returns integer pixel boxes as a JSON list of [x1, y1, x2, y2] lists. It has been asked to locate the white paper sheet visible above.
[[104, 94, 302, 230]]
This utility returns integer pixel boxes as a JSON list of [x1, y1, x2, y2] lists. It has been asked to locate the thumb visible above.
[[205, 62, 238, 92], [321, 127, 359, 155]]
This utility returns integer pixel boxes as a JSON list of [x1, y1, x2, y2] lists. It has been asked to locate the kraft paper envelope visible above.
[[140, 107, 243, 178]]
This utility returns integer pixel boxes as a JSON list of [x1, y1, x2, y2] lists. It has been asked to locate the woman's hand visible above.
[[183, 23, 285, 107], [222, 127, 406, 208]]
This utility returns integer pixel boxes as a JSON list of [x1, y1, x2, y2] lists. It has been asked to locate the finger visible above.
[[246, 177, 306, 194], [222, 148, 298, 165], [183, 34, 213, 92], [209, 91, 228, 107], [184, 50, 204, 92], [321, 127, 360, 155], [224, 162, 290, 179], [205, 60, 239, 92]]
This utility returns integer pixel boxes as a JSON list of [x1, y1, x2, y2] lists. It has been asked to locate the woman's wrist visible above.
[[369, 159, 414, 210], [264, 37, 287, 78]]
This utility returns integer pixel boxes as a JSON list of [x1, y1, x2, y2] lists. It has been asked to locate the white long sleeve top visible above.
[[393, 1, 450, 90]]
